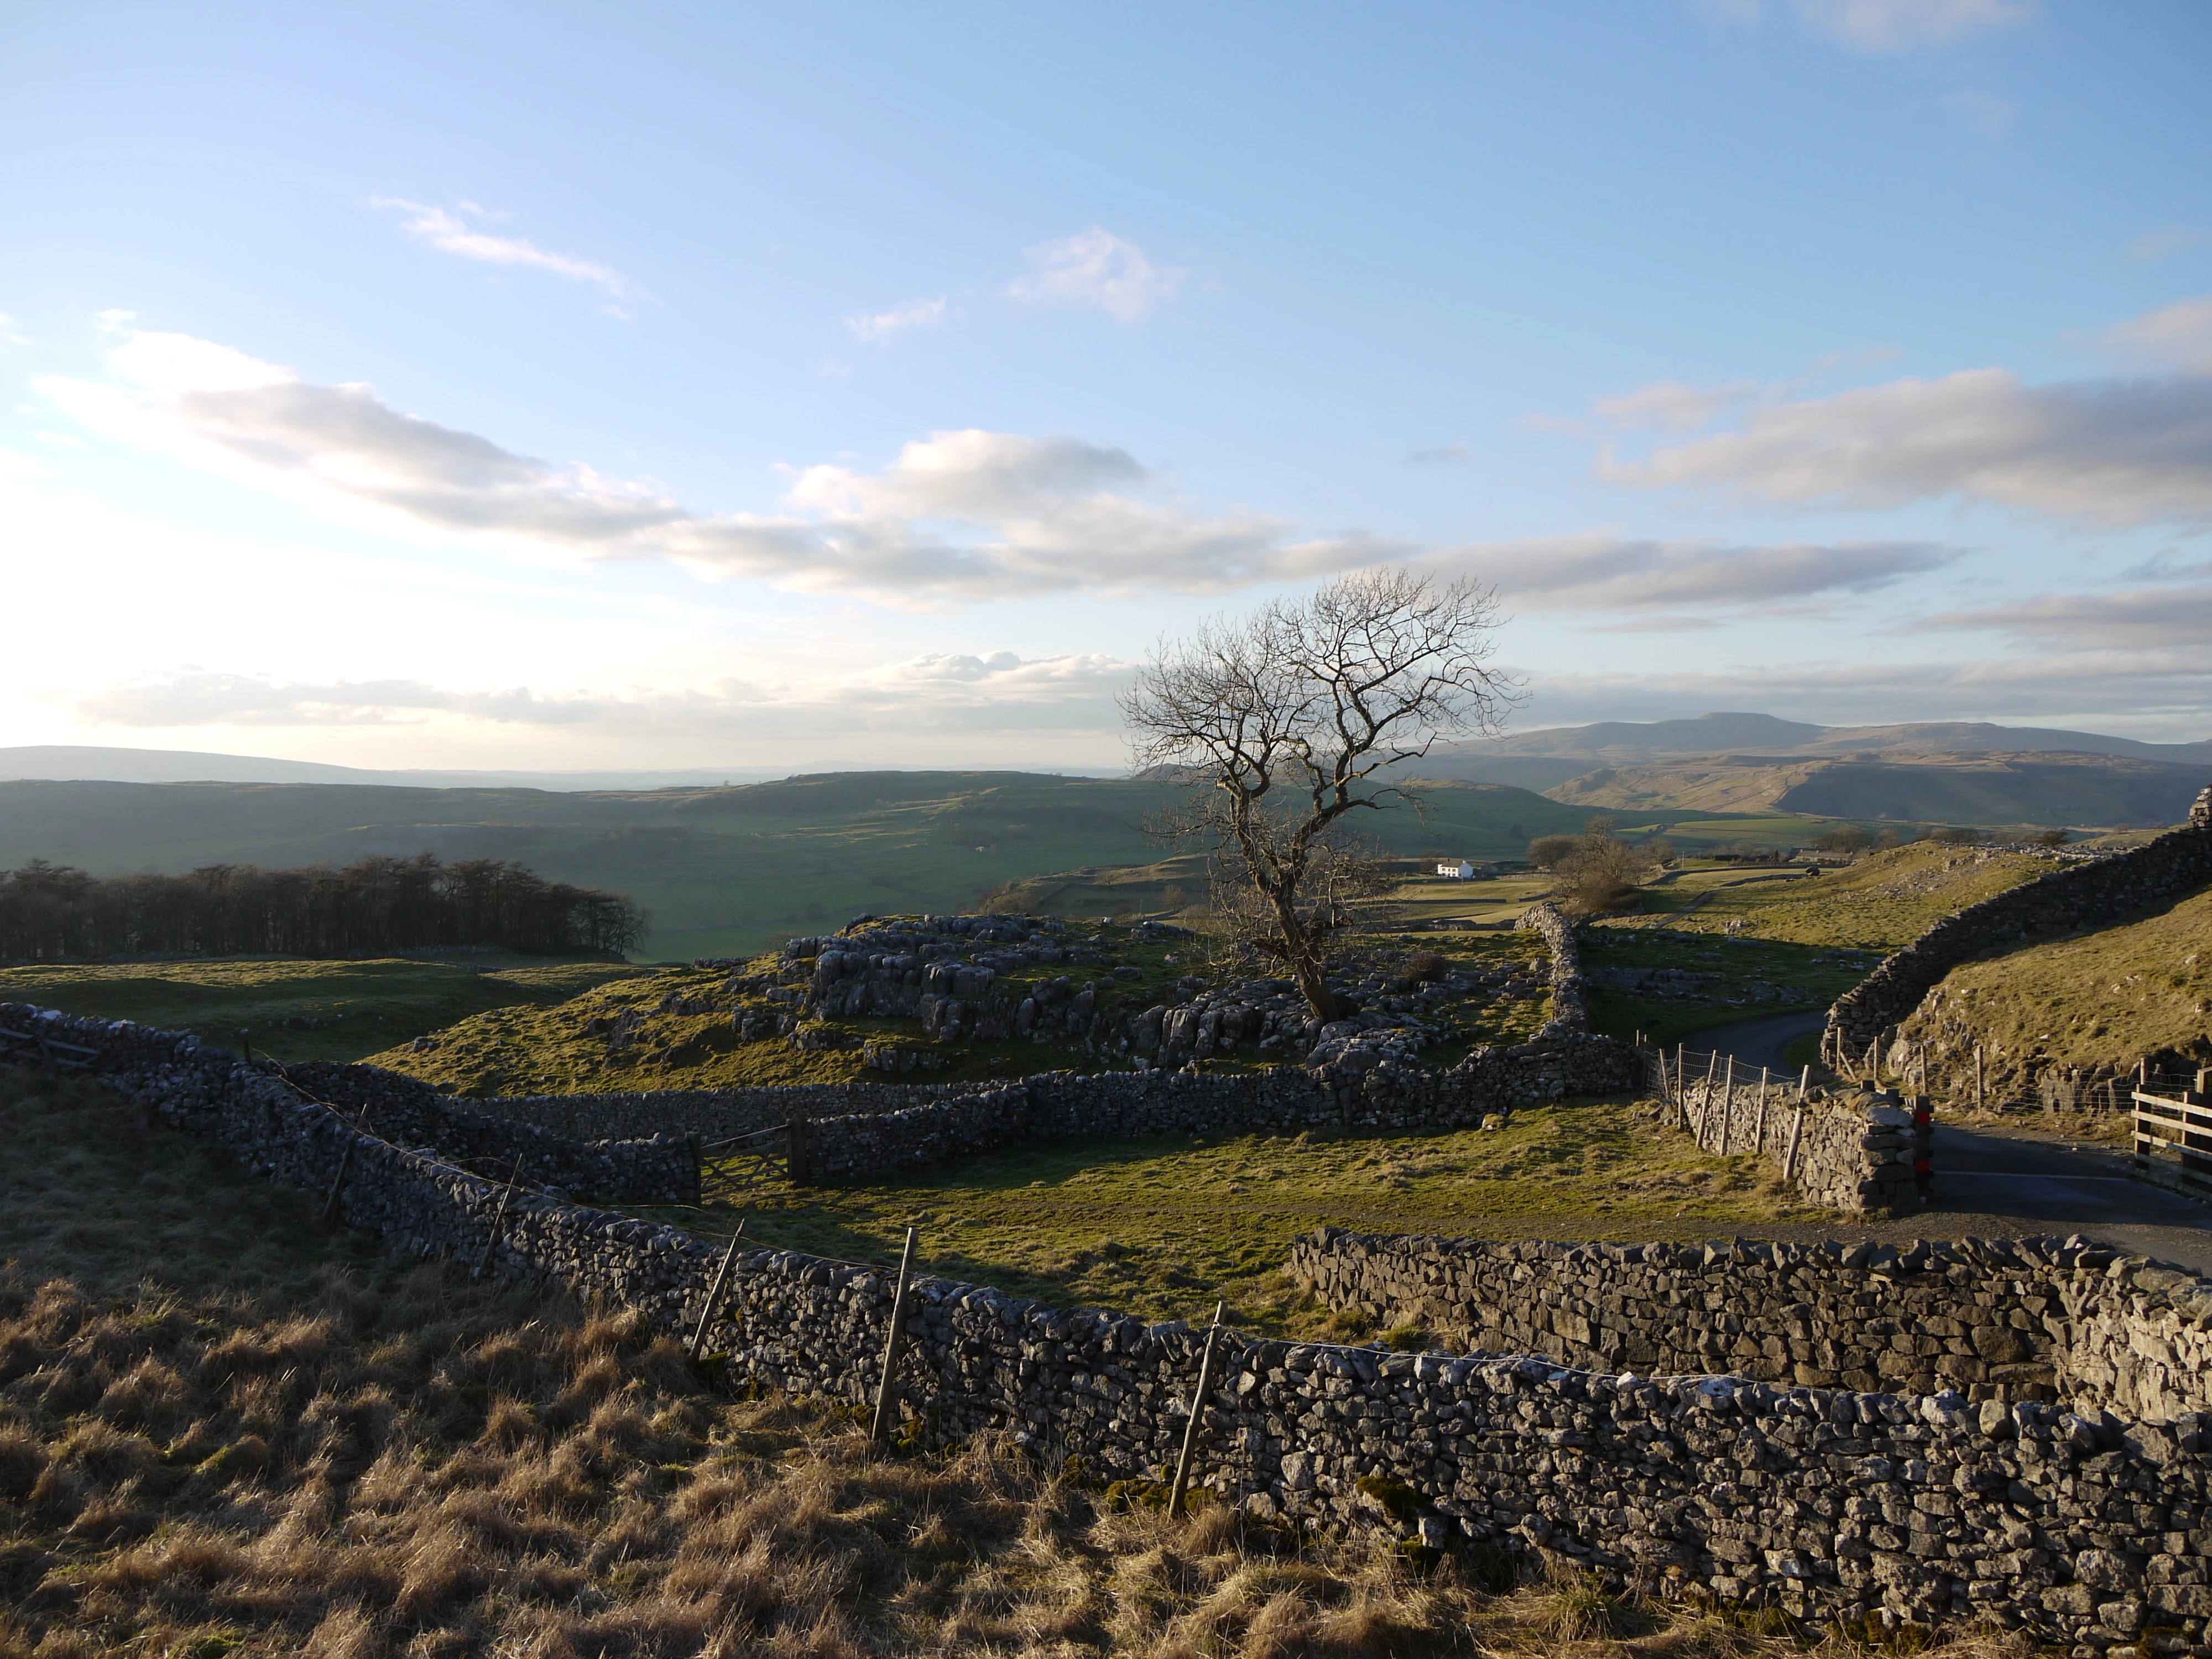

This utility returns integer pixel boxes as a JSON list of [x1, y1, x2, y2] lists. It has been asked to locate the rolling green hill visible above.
[[0, 771, 1851, 961]]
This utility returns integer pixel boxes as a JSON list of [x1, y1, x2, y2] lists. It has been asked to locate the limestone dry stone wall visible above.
[[1673, 1066, 1929, 1214], [4, 1003, 2211, 1650], [1289, 1229, 2212, 1423], [1824, 812, 2212, 1066]]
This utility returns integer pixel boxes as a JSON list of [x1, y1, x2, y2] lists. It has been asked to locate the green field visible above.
[[2, 770, 1906, 962], [0, 957, 653, 1063], [1594, 841, 2058, 950], [638, 1095, 1817, 1339]]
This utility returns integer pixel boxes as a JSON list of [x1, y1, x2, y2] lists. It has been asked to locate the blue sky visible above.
[[3, 0, 2208, 772]]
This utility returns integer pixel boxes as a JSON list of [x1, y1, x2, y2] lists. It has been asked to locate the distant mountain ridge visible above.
[[1426, 712, 2212, 770]]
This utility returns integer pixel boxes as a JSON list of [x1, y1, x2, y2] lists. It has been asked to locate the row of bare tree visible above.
[[0, 854, 647, 962]]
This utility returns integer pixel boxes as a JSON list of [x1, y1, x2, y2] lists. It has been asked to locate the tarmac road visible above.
[[1689, 1009, 2212, 1275]]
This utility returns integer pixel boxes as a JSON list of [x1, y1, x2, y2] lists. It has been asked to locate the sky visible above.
[[2, 0, 2209, 775]]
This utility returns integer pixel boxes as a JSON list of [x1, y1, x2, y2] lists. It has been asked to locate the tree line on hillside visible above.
[[0, 854, 647, 963]]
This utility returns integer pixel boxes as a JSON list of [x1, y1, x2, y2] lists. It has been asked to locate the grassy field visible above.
[[0, 957, 651, 1063], [1899, 877, 2212, 1096], [2, 770, 1900, 963], [367, 922, 1561, 1096], [1597, 842, 2059, 950], [639, 1095, 1819, 1341], [1, 1045, 2010, 1657], [1577, 931, 1879, 1048]]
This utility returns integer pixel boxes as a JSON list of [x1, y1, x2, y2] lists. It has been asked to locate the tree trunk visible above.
[[1272, 890, 1339, 1022]]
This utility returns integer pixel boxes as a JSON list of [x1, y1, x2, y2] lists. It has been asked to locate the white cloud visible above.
[[374, 199, 629, 298], [40, 327, 1386, 601], [1458, 534, 1961, 612], [1599, 366, 2212, 523], [846, 297, 947, 343], [1791, 0, 2033, 53], [2101, 293, 2212, 374], [1595, 379, 1761, 431], [1914, 583, 2212, 650], [2131, 227, 2205, 263], [62, 650, 1136, 740], [0, 312, 27, 347], [1008, 227, 1185, 322]]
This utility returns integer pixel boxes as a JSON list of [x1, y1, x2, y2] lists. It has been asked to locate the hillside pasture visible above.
[[1898, 877, 2212, 1097]]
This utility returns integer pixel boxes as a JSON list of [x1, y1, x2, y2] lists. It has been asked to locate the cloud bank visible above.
[[1599, 367, 2212, 523], [65, 650, 1135, 742], [41, 328, 1386, 601]]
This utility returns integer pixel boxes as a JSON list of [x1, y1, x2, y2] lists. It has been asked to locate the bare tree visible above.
[[1121, 568, 1518, 1020]]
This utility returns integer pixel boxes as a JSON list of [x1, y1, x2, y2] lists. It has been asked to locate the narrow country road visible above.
[[1688, 1009, 2212, 1276]]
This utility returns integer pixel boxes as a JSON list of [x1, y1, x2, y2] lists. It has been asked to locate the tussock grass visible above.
[[0, 1066, 2014, 1656]]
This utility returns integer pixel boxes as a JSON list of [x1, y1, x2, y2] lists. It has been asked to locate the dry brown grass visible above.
[[0, 1066, 2023, 1657]]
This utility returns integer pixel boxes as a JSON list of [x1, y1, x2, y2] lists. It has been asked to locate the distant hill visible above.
[[1423, 712, 2212, 776], [1543, 751, 2206, 826], [0, 770, 1634, 960], [1413, 711, 2211, 827]]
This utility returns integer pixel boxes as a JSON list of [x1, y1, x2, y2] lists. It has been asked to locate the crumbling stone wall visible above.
[[1288, 1229, 2212, 1422], [1825, 815, 2212, 1065], [4, 1004, 2210, 1650], [1, 1005, 696, 1205]]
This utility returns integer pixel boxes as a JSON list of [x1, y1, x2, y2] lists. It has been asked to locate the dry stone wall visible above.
[[1673, 1066, 1929, 1214], [4, 1003, 2210, 1650], [1289, 1229, 2212, 1422], [1825, 815, 2212, 1065]]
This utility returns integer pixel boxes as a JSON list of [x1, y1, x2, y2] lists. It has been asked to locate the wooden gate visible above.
[[697, 1121, 808, 1200], [2133, 1071, 2212, 1202], [0, 1022, 98, 1071]]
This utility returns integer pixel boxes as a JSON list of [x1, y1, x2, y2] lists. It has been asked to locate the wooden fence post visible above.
[[1782, 1065, 1811, 1183], [319, 1105, 371, 1226], [473, 1154, 526, 1281], [1721, 1056, 1736, 1154], [786, 1119, 811, 1186], [1754, 1066, 1770, 1155], [1674, 1044, 1687, 1126], [1168, 1302, 1228, 1517], [1974, 1045, 1985, 1112], [688, 1218, 748, 1360], [870, 1227, 920, 1447]]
